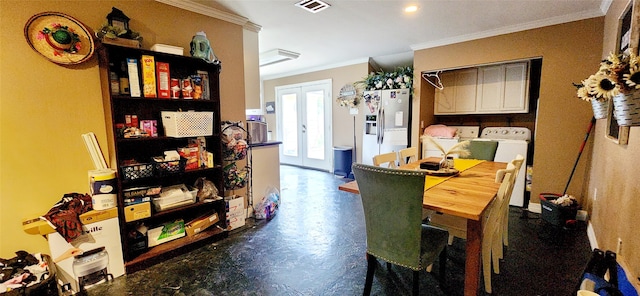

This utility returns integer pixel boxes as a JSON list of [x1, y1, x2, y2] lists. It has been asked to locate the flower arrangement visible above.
[[575, 52, 640, 101], [95, 24, 142, 42], [358, 66, 413, 91], [421, 135, 471, 158]]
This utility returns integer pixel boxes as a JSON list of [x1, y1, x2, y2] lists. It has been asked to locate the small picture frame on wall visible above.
[[606, 0, 637, 145], [265, 101, 275, 114]]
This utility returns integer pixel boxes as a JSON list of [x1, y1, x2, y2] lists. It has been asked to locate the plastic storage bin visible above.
[[540, 193, 578, 226], [333, 146, 353, 177], [161, 111, 213, 137]]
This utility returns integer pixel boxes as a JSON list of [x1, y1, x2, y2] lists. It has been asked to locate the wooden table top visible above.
[[339, 158, 507, 221]]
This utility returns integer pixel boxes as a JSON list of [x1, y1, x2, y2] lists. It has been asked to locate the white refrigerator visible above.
[[362, 89, 411, 165]]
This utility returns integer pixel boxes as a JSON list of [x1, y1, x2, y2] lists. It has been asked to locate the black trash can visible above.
[[540, 193, 578, 226], [333, 146, 353, 177]]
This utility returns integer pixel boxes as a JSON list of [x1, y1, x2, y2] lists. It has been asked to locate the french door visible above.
[[276, 79, 332, 171]]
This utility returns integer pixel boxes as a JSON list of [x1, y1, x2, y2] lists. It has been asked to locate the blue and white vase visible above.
[[590, 99, 608, 119], [612, 90, 640, 126]]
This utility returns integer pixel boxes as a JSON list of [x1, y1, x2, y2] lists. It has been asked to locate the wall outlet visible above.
[[616, 237, 622, 255]]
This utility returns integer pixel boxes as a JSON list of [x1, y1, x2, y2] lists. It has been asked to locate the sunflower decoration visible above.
[[575, 52, 640, 102]]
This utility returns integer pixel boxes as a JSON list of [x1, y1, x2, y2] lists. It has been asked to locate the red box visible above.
[[156, 62, 170, 99], [178, 147, 199, 170]]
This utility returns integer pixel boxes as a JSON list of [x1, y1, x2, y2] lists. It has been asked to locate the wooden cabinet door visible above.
[[476, 65, 504, 112], [476, 62, 529, 113], [502, 62, 529, 112], [434, 71, 456, 114], [454, 68, 478, 113]]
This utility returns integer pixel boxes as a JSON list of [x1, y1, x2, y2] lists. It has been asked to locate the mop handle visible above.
[[563, 116, 596, 195]]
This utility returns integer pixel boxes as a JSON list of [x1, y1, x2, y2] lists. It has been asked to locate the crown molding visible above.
[[155, 0, 261, 32], [411, 8, 605, 51]]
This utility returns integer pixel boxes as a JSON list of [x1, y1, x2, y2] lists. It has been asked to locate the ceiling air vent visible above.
[[295, 0, 330, 13]]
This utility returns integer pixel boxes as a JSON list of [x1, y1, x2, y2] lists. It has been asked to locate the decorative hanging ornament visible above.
[[337, 84, 359, 108], [24, 11, 95, 65]]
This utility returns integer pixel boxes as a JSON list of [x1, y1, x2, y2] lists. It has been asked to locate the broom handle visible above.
[[563, 116, 596, 195]]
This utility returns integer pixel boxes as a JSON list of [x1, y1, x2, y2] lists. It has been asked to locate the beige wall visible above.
[[589, 0, 640, 281], [244, 28, 261, 110], [0, 0, 246, 257], [413, 18, 604, 205], [262, 63, 370, 162]]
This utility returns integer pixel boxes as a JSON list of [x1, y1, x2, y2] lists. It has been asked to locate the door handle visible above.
[[377, 108, 382, 144], [380, 108, 385, 144], [302, 124, 306, 133]]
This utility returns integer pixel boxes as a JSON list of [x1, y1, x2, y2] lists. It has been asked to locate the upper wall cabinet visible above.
[[434, 61, 530, 115], [434, 68, 478, 114]]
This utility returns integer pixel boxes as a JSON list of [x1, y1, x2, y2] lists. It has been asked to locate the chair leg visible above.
[[412, 270, 419, 296], [364, 254, 377, 296], [439, 246, 447, 287], [482, 240, 493, 294]]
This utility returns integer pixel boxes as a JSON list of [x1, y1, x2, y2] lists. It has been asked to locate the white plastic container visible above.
[[89, 169, 117, 210], [151, 44, 184, 56], [161, 111, 213, 137]]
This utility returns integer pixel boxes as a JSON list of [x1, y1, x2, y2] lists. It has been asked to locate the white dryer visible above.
[[479, 127, 531, 207]]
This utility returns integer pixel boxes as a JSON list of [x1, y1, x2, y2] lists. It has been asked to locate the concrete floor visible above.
[[86, 165, 591, 296]]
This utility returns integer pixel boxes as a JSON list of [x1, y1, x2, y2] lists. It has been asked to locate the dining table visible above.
[[339, 157, 507, 296]]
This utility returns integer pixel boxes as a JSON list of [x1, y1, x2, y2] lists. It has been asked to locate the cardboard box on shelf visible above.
[[185, 212, 219, 236], [141, 55, 156, 98], [147, 220, 185, 247], [124, 202, 151, 222], [178, 147, 199, 170], [80, 207, 119, 225]]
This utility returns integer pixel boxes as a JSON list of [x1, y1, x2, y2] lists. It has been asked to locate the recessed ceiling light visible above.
[[259, 49, 301, 67], [404, 5, 418, 13]]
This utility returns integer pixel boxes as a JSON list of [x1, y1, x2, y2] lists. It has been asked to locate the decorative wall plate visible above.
[[24, 12, 95, 65]]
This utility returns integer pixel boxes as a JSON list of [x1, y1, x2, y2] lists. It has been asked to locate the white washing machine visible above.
[[479, 127, 531, 207]]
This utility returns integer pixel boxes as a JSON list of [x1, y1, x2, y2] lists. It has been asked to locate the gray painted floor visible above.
[[86, 165, 591, 295]]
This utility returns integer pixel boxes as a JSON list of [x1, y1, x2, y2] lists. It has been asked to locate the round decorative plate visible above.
[[24, 11, 95, 65]]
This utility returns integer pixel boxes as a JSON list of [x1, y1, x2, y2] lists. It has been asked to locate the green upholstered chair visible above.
[[460, 140, 499, 160], [352, 163, 449, 296]]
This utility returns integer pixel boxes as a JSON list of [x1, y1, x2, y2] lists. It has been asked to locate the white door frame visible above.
[[276, 79, 332, 171]]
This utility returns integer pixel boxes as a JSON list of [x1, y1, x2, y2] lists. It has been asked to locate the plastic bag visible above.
[[254, 186, 280, 220], [194, 177, 219, 201]]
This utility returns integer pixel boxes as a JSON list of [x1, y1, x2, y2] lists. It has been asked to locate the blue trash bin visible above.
[[333, 146, 353, 177]]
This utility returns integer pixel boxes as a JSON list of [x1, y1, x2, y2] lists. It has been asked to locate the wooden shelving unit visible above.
[[97, 43, 227, 273]]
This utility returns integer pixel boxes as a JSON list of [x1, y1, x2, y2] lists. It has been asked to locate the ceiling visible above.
[[199, 0, 610, 80]]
